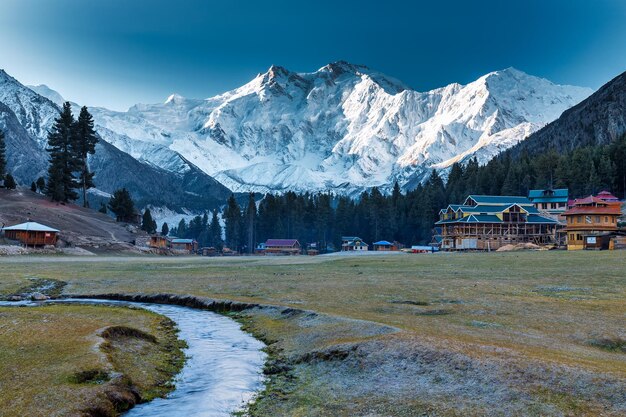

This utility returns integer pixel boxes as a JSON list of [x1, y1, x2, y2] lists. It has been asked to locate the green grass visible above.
[[0, 304, 185, 417]]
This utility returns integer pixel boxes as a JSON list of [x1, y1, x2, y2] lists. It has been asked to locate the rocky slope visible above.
[[507, 70, 626, 157], [89, 62, 592, 194]]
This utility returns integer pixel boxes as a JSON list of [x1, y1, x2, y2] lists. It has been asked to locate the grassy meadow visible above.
[[0, 250, 624, 415]]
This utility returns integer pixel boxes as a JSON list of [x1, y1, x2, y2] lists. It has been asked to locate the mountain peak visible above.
[[165, 93, 185, 104]]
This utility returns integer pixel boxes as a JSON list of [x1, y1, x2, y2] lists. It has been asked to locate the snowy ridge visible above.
[[86, 62, 592, 194]]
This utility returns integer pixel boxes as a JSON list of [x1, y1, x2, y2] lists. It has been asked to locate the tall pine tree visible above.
[[0, 129, 6, 181], [46, 102, 79, 202], [223, 194, 242, 251], [73, 106, 99, 207]]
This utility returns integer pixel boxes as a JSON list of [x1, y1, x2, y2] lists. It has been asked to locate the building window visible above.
[[595, 216, 601, 223], [577, 216, 582, 223], [605, 216, 609, 223]]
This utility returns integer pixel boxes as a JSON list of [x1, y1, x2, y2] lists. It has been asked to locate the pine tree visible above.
[[223, 194, 242, 251], [208, 209, 223, 251], [176, 219, 187, 238], [0, 129, 6, 181], [4, 174, 16, 190], [161, 222, 169, 236], [46, 102, 79, 202], [142, 208, 156, 233], [244, 193, 256, 253], [36, 177, 46, 193], [108, 188, 135, 222], [73, 106, 99, 207], [30, 182, 37, 192]]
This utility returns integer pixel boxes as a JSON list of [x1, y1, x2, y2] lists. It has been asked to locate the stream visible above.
[[0, 298, 267, 416]]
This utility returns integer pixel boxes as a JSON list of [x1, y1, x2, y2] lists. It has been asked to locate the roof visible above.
[[2, 222, 59, 232], [436, 213, 557, 225], [528, 189, 569, 199], [564, 206, 621, 216], [597, 191, 619, 201], [265, 239, 299, 247], [170, 238, 195, 244], [464, 195, 532, 205], [373, 240, 393, 246], [460, 204, 539, 215]]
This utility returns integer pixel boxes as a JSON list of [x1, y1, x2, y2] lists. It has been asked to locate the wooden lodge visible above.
[[149, 235, 169, 249], [341, 236, 368, 251], [264, 239, 301, 255], [2, 221, 60, 247], [169, 238, 198, 253], [436, 195, 560, 251], [373, 240, 399, 251], [563, 194, 621, 250]]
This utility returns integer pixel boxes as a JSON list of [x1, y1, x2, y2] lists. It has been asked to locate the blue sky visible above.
[[1, 0, 625, 110]]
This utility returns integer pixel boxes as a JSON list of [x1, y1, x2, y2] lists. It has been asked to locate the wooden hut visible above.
[[149, 235, 169, 249], [373, 240, 398, 251], [264, 239, 301, 255], [169, 238, 198, 253], [2, 222, 60, 247]]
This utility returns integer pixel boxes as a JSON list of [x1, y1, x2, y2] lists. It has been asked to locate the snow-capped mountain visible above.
[[0, 69, 230, 213], [89, 62, 593, 194]]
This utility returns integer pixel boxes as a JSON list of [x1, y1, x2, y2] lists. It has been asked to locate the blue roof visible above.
[[373, 240, 393, 245], [171, 238, 194, 244], [460, 204, 539, 215], [465, 195, 532, 205], [528, 189, 569, 198]]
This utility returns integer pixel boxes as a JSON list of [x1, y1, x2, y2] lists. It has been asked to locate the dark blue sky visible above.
[[1, 0, 625, 110]]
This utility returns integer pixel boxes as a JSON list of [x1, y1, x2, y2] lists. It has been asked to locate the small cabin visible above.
[[149, 235, 169, 249], [264, 239, 301, 255], [2, 221, 60, 247], [200, 247, 218, 256], [373, 240, 398, 251], [169, 238, 198, 253], [341, 236, 368, 251]]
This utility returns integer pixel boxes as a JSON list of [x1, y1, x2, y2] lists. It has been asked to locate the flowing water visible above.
[[0, 299, 267, 417]]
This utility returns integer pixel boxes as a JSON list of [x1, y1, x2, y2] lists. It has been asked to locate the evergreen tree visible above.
[[4, 174, 16, 190], [36, 177, 46, 193], [46, 102, 79, 202], [223, 194, 242, 251], [177, 218, 187, 237], [108, 188, 135, 222], [0, 129, 6, 181], [161, 222, 169, 236], [244, 193, 257, 253], [73, 106, 99, 207], [208, 209, 223, 250], [30, 182, 37, 192], [142, 208, 156, 233]]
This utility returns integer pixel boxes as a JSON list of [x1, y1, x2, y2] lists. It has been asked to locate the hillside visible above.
[[508, 70, 626, 157], [0, 188, 140, 251]]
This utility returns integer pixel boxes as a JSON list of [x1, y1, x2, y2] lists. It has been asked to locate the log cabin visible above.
[[2, 221, 59, 247]]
